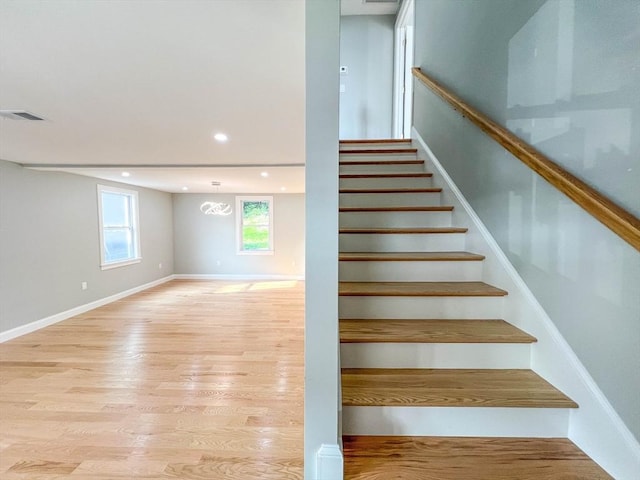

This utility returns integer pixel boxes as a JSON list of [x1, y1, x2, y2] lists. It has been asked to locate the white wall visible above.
[[305, 0, 342, 478], [339, 15, 395, 139], [172, 193, 304, 277], [0, 160, 174, 333]]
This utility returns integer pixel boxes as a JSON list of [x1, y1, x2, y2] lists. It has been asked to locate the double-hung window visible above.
[[97, 185, 141, 269], [236, 196, 273, 255]]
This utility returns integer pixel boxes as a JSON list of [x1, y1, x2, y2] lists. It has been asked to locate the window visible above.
[[97, 185, 141, 269], [236, 196, 273, 255]]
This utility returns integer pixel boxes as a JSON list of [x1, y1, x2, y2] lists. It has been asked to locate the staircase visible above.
[[338, 139, 612, 479]]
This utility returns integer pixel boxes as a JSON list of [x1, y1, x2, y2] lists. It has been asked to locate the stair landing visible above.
[[343, 436, 613, 480]]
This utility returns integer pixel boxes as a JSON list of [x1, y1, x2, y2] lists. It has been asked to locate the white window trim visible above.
[[97, 184, 142, 270], [236, 195, 274, 255]]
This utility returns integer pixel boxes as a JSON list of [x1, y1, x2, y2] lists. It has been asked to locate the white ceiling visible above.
[[0, 0, 305, 193]]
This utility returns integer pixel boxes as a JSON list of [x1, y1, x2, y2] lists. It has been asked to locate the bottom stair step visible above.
[[343, 436, 613, 479]]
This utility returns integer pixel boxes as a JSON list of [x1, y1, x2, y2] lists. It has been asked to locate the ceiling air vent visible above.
[[0, 110, 45, 121], [363, 0, 398, 3]]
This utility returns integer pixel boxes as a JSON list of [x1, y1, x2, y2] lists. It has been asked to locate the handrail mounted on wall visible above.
[[412, 67, 640, 252]]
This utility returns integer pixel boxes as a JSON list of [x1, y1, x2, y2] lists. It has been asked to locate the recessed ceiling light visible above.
[[213, 133, 228, 143], [121, 172, 130, 177], [182, 186, 189, 191], [280, 186, 287, 191], [260, 171, 269, 178]]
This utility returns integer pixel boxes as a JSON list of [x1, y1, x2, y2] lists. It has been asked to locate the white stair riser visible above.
[[342, 406, 569, 437], [340, 212, 453, 230], [340, 177, 433, 189], [339, 233, 466, 252], [339, 296, 504, 319], [339, 260, 483, 282], [340, 163, 425, 174], [339, 192, 442, 207], [340, 211, 452, 228], [340, 152, 417, 160], [340, 143, 413, 150], [341, 343, 530, 369]]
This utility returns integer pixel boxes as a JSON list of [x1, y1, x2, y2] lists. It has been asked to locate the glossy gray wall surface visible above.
[[0, 160, 174, 333], [172, 193, 304, 276], [413, 0, 640, 439], [339, 15, 395, 139]]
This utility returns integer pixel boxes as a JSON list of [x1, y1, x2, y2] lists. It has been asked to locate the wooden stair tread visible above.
[[341, 369, 578, 408], [340, 159, 424, 166], [339, 206, 453, 213], [343, 436, 612, 479], [340, 172, 432, 178], [340, 148, 418, 154], [340, 227, 467, 234], [340, 319, 536, 344], [339, 251, 484, 261], [339, 282, 508, 297], [340, 187, 442, 193], [340, 139, 412, 144]]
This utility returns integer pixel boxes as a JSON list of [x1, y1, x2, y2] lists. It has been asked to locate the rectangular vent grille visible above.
[[0, 110, 45, 121], [363, 0, 398, 3]]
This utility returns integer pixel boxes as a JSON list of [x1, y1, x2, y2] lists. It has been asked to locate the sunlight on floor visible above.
[[214, 281, 300, 294], [248, 281, 299, 291]]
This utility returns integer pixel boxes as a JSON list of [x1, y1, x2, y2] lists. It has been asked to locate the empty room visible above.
[[1, 1, 306, 478]]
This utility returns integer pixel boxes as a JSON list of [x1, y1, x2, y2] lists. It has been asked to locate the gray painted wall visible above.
[[0, 160, 174, 333], [339, 15, 395, 139], [413, 0, 640, 440], [172, 193, 304, 276], [305, 0, 341, 478]]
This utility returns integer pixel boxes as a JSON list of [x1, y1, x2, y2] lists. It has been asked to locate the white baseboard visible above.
[[316, 443, 343, 480], [413, 127, 640, 480], [173, 274, 305, 281], [0, 275, 174, 343]]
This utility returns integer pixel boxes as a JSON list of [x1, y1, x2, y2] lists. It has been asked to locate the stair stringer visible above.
[[413, 127, 640, 480]]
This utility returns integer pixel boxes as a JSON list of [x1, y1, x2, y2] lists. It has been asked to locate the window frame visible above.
[[97, 184, 142, 270], [235, 195, 274, 255]]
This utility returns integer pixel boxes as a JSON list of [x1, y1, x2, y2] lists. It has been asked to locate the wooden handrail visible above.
[[412, 67, 640, 252]]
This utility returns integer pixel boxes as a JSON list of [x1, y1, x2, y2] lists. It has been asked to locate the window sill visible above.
[[236, 250, 274, 256], [101, 258, 142, 270]]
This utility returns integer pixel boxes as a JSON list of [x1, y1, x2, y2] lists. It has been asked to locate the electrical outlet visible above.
[[81, 282, 88, 290], [159, 263, 162, 269], [216, 260, 221, 266]]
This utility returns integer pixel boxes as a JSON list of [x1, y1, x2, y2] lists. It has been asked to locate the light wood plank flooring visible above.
[[0, 280, 304, 479], [343, 436, 613, 479]]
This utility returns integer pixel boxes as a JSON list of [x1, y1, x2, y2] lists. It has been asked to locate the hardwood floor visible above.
[[343, 436, 613, 480], [0, 280, 304, 479]]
